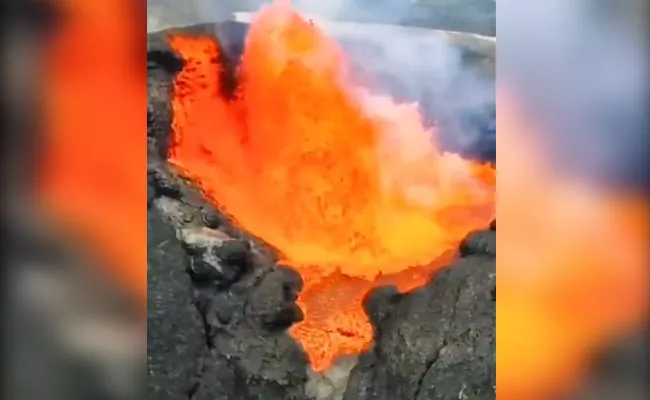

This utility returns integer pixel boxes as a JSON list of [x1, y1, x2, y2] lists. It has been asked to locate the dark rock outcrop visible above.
[[147, 206, 205, 399], [147, 160, 310, 400]]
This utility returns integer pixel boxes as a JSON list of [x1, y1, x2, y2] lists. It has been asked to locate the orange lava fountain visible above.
[[168, 2, 494, 370]]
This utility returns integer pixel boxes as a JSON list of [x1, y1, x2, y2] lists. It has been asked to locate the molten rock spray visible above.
[[168, 1, 495, 371]]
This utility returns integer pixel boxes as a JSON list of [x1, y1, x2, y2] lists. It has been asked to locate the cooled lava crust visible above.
[[147, 22, 495, 400]]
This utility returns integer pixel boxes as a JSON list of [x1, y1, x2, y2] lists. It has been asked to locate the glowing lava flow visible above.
[[168, 3, 495, 371]]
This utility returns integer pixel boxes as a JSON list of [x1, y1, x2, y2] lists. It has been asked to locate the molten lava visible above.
[[168, 2, 494, 370]]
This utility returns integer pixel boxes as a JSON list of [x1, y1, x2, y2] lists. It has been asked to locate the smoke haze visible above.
[[148, 0, 495, 35]]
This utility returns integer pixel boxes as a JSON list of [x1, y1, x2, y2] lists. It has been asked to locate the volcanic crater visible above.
[[147, 6, 495, 400]]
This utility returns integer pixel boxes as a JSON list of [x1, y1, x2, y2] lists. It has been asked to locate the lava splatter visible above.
[[168, 2, 494, 370]]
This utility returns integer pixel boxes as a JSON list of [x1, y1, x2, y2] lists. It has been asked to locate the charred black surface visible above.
[[147, 160, 310, 400], [147, 206, 206, 399], [459, 227, 496, 257], [147, 38, 179, 159]]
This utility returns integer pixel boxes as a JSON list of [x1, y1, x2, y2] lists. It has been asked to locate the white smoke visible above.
[[284, 0, 415, 23]]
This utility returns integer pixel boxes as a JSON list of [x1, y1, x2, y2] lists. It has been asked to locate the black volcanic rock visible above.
[[188, 242, 250, 288], [147, 206, 206, 399], [215, 239, 252, 269], [148, 163, 182, 199], [147, 35, 181, 160], [459, 227, 496, 257], [245, 266, 305, 331], [146, 160, 310, 400], [187, 257, 224, 284], [200, 204, 224, 229]]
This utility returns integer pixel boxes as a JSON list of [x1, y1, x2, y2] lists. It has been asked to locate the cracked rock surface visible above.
[[147, 159, 310, 400], [147, 22, 495, 400]]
